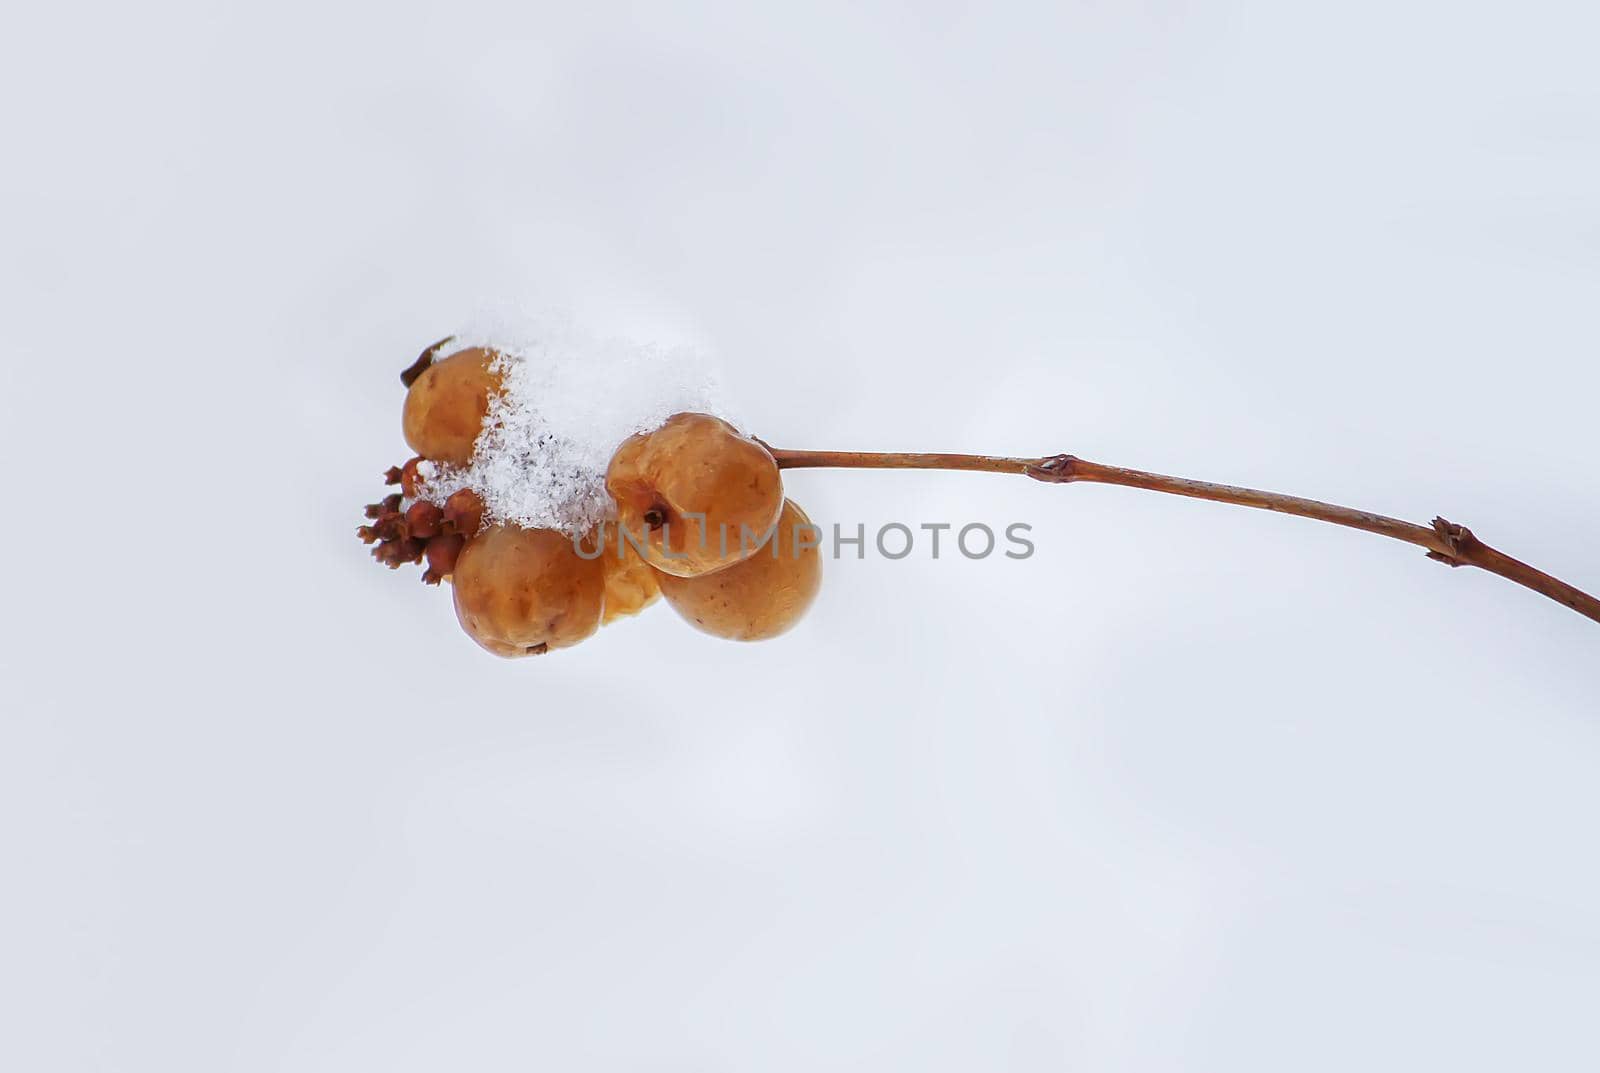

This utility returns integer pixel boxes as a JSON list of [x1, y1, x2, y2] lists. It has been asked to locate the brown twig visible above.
[[399, 335, 455, 388], [766, 448, 1600, 625]]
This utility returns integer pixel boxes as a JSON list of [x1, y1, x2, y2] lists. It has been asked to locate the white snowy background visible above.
[[4, 3, 1599, 1070]]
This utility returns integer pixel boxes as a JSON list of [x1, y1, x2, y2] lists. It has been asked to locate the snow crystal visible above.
[[414, 311, 732, 536]]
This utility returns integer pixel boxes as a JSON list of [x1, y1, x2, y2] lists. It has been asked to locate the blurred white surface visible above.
[[3, 3, 1598, 1070]]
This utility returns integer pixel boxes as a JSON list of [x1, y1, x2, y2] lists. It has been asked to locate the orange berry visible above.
[[402, 348, 503, 465], [604, 412, 783, 578], [451, 525, 603, 657], [655, 498, 822, 641], [597, 526, 661, 625]]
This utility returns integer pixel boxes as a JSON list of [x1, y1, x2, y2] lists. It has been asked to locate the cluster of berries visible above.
[[358, 342, 822, 657], [357, 467, 484, 585]]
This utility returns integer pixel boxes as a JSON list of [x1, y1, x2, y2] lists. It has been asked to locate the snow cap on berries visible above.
[[415, 310, 731, 536]]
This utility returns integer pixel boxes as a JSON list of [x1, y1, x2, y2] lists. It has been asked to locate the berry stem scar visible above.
[[763, 447, 1600, 625]]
